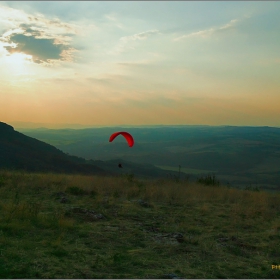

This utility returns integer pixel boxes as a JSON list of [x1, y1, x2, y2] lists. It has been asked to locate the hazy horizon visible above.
[[1, 1, 280, 127], [9, 121, 280, 130]]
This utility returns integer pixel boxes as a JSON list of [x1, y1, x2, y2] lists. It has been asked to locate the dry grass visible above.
[[0, 170, 279, 278]]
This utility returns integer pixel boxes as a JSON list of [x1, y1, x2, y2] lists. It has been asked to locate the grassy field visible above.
[[0, 170, 280, 278]]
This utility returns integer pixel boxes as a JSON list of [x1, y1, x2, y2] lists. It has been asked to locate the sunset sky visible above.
[[1, 1, 279, 128]]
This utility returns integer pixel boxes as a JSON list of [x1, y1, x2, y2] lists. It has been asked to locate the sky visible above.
[[0, 1, 279, 128]]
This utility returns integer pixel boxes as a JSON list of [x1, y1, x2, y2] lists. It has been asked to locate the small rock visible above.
[[53, 192, 66, 199], [60, 197, 68, 203], [217, 237, 229, 242], [231, 236, 237, 241], [86, 212, 104, 221], [153, 233, 183, 245], [138, 199, 151, 208], [94, 213, 104, 219], [163, 273, 181, 279], [53, 192, 69, 203], [67, 207, 105, 221], [72, 207, 88, 214], [173, 233, 184, 243], [104, 225, 119, 231], [146, 226, 160, 233]]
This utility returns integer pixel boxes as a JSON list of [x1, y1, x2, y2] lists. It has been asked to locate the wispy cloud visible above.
[[121, 29, 160, 42], [117, 59, 155, 68], [109, 29, 160, 55], [174, 19, 240, 41], [86, 74, 132, 87], [104, 13, 125, 30]]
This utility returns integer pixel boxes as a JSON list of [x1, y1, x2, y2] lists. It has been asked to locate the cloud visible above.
[[174, 19, 240, 41], [117, 59, 155, 68], [104, 13, 125, 30], [0, 5, 77, 64], [218, 19, 239, 31], [120, 29, 160, 42], [86, 74, 131, 86], [109, 29, 160, 55], [2, 31, 76, 64]]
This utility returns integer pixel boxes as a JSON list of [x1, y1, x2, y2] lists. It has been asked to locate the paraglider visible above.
[[109, 131, 134, 147]]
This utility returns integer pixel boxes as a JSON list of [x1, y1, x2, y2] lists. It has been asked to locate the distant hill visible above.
[[0, 122, 108, 175], [1, 122, 180, 179], [18, 125, 280, 190]]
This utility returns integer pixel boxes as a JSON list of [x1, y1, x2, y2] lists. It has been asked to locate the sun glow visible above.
[[6, 52, 32, 65], [3, 52, 33, 76]]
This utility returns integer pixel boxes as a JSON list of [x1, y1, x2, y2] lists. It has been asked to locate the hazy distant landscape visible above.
[[19, 125, 280, 191]]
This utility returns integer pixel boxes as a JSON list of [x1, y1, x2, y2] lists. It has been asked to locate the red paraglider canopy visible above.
[[109, 131, 134, 147]]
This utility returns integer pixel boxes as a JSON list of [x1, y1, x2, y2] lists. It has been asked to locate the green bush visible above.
[[125, 173, 134, 183], [244, 185, 260, 192], [0, 176, 5, 187], [197, 174, 220, 186]]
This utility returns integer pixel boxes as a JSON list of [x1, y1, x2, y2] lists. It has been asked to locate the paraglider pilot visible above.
[[118, 163, 123, 168]]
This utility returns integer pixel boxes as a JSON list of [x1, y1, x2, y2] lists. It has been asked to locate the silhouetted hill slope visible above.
[[0, 122, 108, 175]]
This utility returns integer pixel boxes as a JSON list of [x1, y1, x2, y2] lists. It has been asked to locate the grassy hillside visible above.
[[0, 170, 279, 278], [0, 122, 108, 176]]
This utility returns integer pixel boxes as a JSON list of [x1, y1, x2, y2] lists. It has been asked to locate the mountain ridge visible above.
[[0, 122, 109, 175]]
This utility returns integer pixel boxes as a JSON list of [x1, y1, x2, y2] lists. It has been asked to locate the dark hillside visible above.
[[0, 122, 107, 175]]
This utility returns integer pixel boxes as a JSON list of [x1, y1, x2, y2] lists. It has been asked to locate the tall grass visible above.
[[0, 170, 279, 221], [0, 170, 279, 278]]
